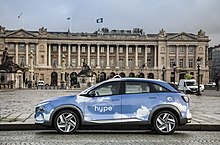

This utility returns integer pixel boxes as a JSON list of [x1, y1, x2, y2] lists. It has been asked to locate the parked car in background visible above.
[[35, 78, 191, 135], [37, 80, 45, 87], [178, 79, 204, 93], [206, 82, 216, 87]]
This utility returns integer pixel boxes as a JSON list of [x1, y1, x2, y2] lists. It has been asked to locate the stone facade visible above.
[[0, 26, 210, 88]]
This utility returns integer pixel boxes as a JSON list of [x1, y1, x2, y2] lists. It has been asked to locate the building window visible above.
[[170, 58, 175, 68], [179, 58, 184, 68], [81, 58, 85, 66], [119, 59, 124, 68], [129, 47, 132, 53], [128, 59, 133, 68], [62, 46, 67, 52], [147, 58, 152, 67], [110, 47, 114, 53], [19, 56, 25, 66], [9, 43, 15, 49], [81, 46, 86, 53], [138, 47, 142, 53], [91, 47, 95, 53], [189, 46, 194, 53], [189, 59, 194, 68], [138, 59, 142, 68], [147, 47, 151, 53], [179, 46, 185, 53], [19, 44, 25, 50], [40, 74, 44, 81], [41, 55, 44, 64], [52, 58, 57, 67], [52, 46, 57, 52], [30, 44, 35, 52], [72, 46, 76, 53], [119, 47, 123, 53], [71, 58, 76, 67], [100, 47, 105, 53], [110, 58, 115, 68], [169, 46, 175, 53], [100, 59, 105, 68], [91, 58, 96, 68]]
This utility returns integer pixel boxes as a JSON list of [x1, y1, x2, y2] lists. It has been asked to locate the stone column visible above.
[[77, 44, 81, 68], [135, 45, 139, 69], [87, 44, 90, 66], [106, 45, 110, 69], [125, 45, 129, 69], [48, 44, 51, 66], [25, 43, 29, 66], [195, 45, 198, 69], [154, 45, 157, 68], [144, 45, 148, 68], [176, 45, 179, 67], [96, 44, 101, 69], [58, 44, 61, 67], [68, 44, 71, 67], [35, 44, 39, 65], [185, 45, 189, 68], [15, 43, 19, 64], [116, 45, 119, 69], [166, 46, 170, 69]]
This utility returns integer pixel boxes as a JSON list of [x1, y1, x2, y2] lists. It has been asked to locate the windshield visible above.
[[186, 81, 197, 86]]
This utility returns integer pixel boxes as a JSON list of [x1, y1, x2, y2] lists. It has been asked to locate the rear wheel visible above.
[[153, 110, 178, 134], [54, 110, 79, 134]]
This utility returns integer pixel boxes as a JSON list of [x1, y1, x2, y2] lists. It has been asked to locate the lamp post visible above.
[[29, 50, 34, 88], [173, 63, 176, 83], [196, 57, 202, 96], [60, 54, 66, 89], [162, 66, 166, 81]]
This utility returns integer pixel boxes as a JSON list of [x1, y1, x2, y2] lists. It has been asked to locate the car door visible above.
[[121, 81, 158, 122], [84, 81, 122, 123]]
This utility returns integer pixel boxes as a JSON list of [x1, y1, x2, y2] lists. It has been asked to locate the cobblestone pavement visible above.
[[0, 89, 220, 125], [0, 130, 220, 145]]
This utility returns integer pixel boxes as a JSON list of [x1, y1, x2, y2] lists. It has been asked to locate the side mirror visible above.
[[88, 90, 96, 97]]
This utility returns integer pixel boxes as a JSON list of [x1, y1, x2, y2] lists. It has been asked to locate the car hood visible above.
[[38, 95, 77, 105]]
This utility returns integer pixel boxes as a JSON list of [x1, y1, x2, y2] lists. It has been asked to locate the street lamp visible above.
[[162, 66, 166, 81], [173, 63, 176, 83], [196, 57, 202, 96]]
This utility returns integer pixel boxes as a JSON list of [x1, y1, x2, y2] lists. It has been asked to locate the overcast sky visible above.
[[0, 0, 219, 46]]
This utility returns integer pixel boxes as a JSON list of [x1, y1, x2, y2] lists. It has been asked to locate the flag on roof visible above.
[[67, 17, 71, 20], [96, 18, 103, 23]]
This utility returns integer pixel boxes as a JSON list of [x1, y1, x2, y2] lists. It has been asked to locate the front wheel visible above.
[[153, 110, 178, 135], [54, 110, 79, 134]]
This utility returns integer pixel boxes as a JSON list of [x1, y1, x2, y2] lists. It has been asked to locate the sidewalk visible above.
[[0, 89, 220, 131]]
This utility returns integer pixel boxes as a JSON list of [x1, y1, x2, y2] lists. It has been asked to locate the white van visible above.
[[178, 79, 198, 94], [37, 80, 45, 87]]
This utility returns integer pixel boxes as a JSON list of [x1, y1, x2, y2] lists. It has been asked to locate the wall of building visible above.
[[0, 26, 210, 87]]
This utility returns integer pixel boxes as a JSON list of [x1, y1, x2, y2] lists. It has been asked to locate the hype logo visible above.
[[93, 101, 114, 113]]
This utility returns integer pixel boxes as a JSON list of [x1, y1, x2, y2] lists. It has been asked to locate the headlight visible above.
[[36, 102, 50, 112], [181, 95, 189, 103]]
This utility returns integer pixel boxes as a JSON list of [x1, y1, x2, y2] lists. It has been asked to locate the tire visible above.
[[153, 110, 178, 135], [54, 110, 79, 134]]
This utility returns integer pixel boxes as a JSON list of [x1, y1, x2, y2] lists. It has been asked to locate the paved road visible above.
[[0, 89, 220, 125], [0, 130, 220, 145]]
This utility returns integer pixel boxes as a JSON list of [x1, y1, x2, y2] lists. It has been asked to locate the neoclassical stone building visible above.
[[0, 25, 210, 87]]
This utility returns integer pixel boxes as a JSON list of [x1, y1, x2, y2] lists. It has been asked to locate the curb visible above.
[[0, 124, 220, 131]]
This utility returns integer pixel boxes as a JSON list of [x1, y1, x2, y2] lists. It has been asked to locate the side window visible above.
[[90, 82, 120, 96], [150, 83, 169, 92], [125, 82, 150, 94]]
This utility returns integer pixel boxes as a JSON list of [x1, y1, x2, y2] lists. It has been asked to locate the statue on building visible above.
[[198, 29, 205, 37], [158, 29, 167, 37], [1, 47, 9, 64], [39, 27, 47, 35]]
